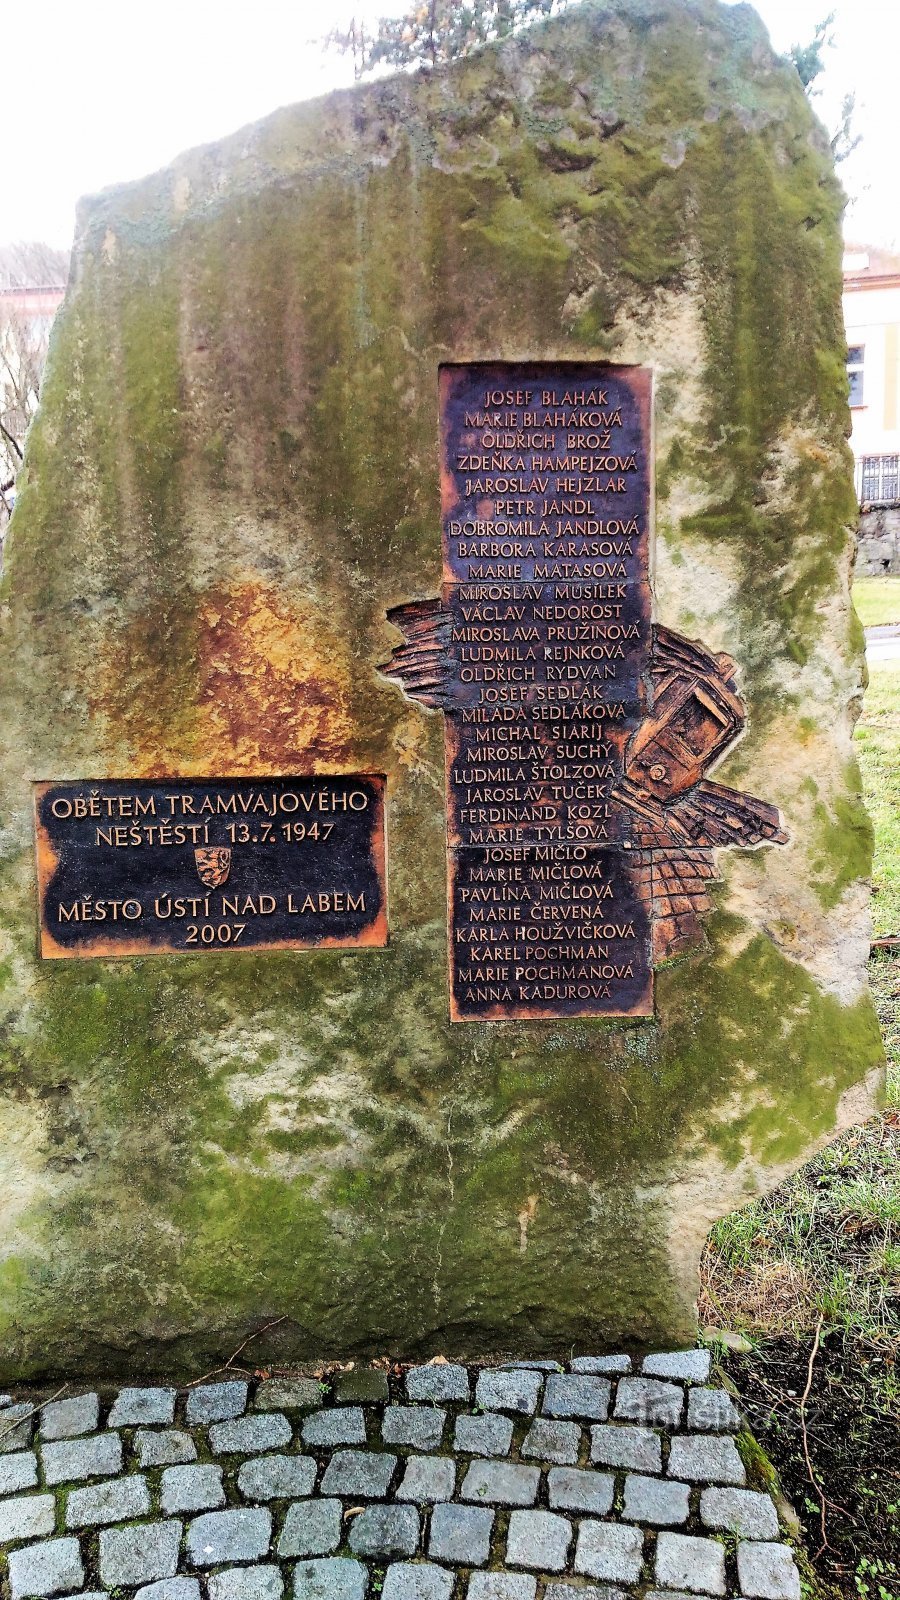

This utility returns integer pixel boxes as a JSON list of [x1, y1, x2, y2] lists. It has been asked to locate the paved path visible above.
[[0, 1353, 800, 1600], [865, 624, 900, 664]]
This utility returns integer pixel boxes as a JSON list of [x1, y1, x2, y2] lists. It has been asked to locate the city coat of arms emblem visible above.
[[194, 846, 232, 888]]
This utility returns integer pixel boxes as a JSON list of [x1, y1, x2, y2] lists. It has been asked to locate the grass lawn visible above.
[[700, 646, 900, 1598], [852, 574, 900, 629]]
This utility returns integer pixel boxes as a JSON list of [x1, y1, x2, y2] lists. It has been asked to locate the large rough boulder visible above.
[[0, 0, 883, 1375]]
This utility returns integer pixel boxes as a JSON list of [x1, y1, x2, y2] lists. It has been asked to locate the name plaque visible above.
[[34, 776, 387, 958], [384, 362, 787, 1021]]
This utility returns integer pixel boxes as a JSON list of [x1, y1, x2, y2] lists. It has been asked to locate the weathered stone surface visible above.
[[475, 1372, 541, 1415], [254, 1380, 322, 1412], [406, 1365, 470, 1403], [686, 1388, 741, 1432], [209, 1414, 292, 1455], [622, 1473, 690, 1526], [574, 1523, 643, 1584], [0, 0, 882, 1375], [699, 1486, 779, 1540], [570, 1357, 631, 1375], [319, 1449, 396, 1498], [381, 1406, 445, 1450], [302, 1410, 366, 1448], [136, 1581, 201, 1600], [108, 1389, 176, 1427], [0, 1492, 57, 1541], [547, 1467, 614, 1515], [667, 1434, 746, 1484], [543, 1377, 610, 1421], [381, 1565, 453, 1600], [186, 1384, 248, 1425], [43, 1433, 122, 1485], [642, 1351, 710, 1383], [187, 1508, 272, 1566], [453, 1413, 513, 1456], [396, 1454, 456, 1502], [467, 1577, 535, 1600], [0, 1407, 34, 1454], [135, 1430, 197, 1468], [208, 1569, 283, 1600], [333, 1372, 389, 1405], [737, 1542, 801, 1600], [461, 1461, 540, 1505], [521, 1419, 581, 1465], [614, 1380, 683, 1428], [277, 1499, 342, 1558], [0, 1451, 38, 1494], [429, 1502, 494, 1565], [293, 1562, 367, 1600], [590, 1426, 662, 1473], [347, 1504, 420, 1558], [160, 1464, 225, 1513], [506, 1510, 573, 1572], [237, 1454, 317, 1502], [40, 1395, 99, 1440], [100, 1522, 183, 1587], [9, 1538, 84, 1599], [655, 1533, 726, 1596], [66, 1473, 151, 1526]]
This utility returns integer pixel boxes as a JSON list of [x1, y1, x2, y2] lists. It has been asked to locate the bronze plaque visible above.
[[34, 776, 387, 958], [384, 362, 787, 1021]]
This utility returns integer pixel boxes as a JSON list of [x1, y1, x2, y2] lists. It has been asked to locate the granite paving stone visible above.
[[543, 1376, 610, 1421], [461, 1460, 540, 1505], [135, 1582, 201, 1600], [293, 1560, 368, 1600], [254, 1381, 323, 1412], [686, 1388, 741, 1433], [396, 1454, 456, 1502], [655, 1532, 726, 1595], [643, 1350, 711, 1383], [547, 1466, 614, 1515], [570, 1356, 631, 1374], [55, 1593, 108, 1600], [108, 1389, 177, 1428], [208, 1568, 284, 1600], [622, 1473, 690, 1526], [160, 1464, 225, 1514], [453, 1412, 513, 1456], [43, 1432, 123, 1485], [667, 1434, 746, 1485], [406, 1364, 470, 1403], [644, 1591, 697, 1600], [208, 1414, 292, 1455], [237, 1454, 317, 1502], [429, 1502, 494, 1565], [475, 1370, 542, 1415], [699, 1486, 779, 1540], [185, 1383, 249, 1425], [348, 1504, 420, 1558], [333, 1371, 390, 1405], [0, 1452, 39, 1494], [277, 1499, 342, 1558], [187, 1507, 272, 1566], [506, 1509, 573, 1572], [302, 1409, 367, 1448], [0, 1492, 57, 1541], [0, 1406, 34, 1454], [466, 1576, 536, 1600], [135, 1430, 197, 1468], [40, 1395, 99, 1441], [545, 1586, 626, 1600], [614, 1379, 684, 1428], [574, 1522, 644, 1584], [320, 1449, 396, 1498], [520, 1418, 581, 1465], [381, 1406, 446, 1451], [66, 1474, 151, 1527], [100, 1521, 183, 1588], [9, 1538, 85, 1599], [502, 1362, 563, 1373], [381, 1563, 453, 1600], [737, 1542, 801, 1600], [590, 1424, 662, 1472]]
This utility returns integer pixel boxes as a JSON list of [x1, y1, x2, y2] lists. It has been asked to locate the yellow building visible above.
[[843, 245, 900, 571]]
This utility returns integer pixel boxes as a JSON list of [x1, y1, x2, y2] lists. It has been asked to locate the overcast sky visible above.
[[4, 0, 896, 251]]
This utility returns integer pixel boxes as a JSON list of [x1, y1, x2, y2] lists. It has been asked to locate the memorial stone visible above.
[[0, 0, 884, 1374]]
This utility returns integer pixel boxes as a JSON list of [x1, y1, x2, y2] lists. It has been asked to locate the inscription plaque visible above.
[[34, 776, 387, 958], [384, 362, 787, 1021]]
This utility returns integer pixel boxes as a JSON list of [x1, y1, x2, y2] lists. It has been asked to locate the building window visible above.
[[858, 455, 900, 505], [847, 344, 865, 406]]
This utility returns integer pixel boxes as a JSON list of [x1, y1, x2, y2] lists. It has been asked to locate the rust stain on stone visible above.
[[195, 581, 354, 773]]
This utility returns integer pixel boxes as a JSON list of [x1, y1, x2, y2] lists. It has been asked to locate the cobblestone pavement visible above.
[[0, 1354, 801, 1600]]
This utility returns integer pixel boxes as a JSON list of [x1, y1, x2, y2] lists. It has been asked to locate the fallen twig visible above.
[[188, 1317, 288, 1388], [0, 1385, 68, 1446]]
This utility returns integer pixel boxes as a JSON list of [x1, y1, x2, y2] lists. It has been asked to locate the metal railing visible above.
[[855, 454, 900, 506]]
